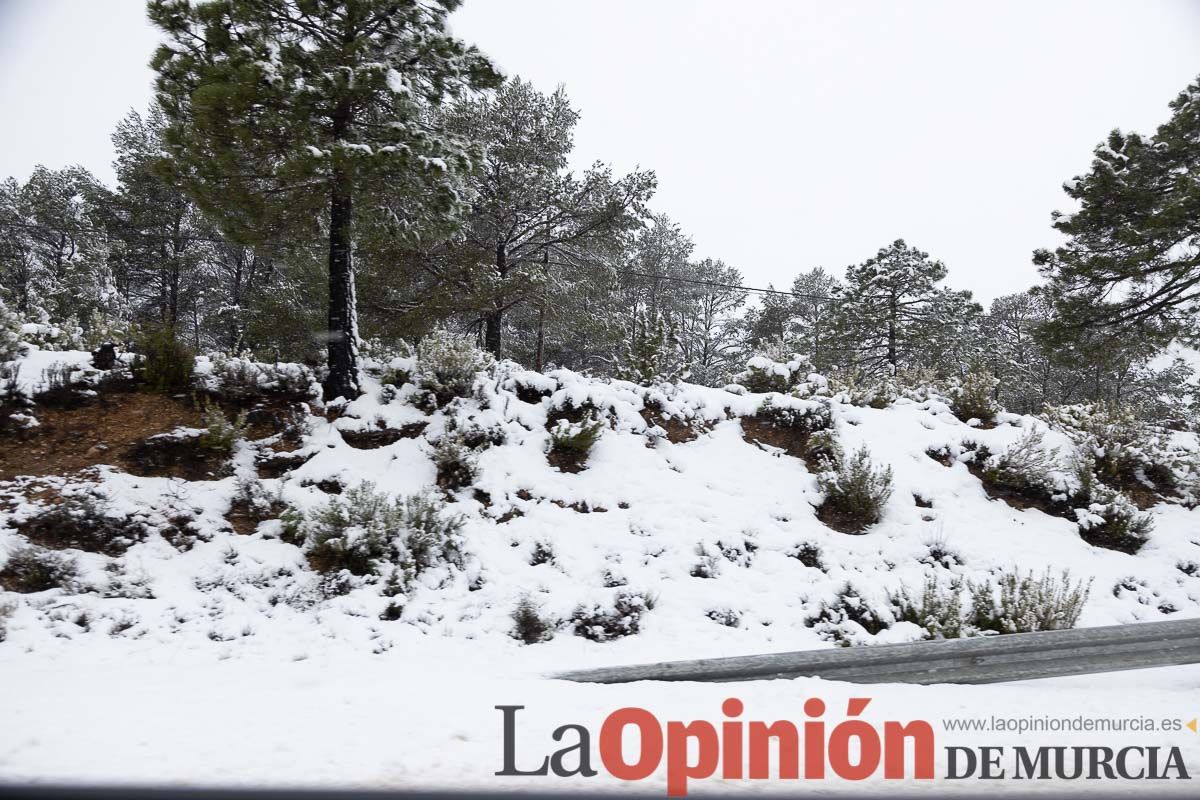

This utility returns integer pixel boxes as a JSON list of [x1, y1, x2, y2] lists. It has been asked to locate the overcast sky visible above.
[[1, 1, 1198, 303]]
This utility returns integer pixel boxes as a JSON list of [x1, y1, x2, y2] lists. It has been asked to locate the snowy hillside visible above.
[[1, 343, 1199, 792]]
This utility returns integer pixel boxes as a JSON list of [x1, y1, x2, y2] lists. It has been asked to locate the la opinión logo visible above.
[[496, 697, 935, 795]]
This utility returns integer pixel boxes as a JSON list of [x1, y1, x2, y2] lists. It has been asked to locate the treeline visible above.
[[0, 1, 1197, 425]]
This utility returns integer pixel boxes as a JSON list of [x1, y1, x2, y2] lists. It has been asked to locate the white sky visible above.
[[1, 0, 1198, 303]]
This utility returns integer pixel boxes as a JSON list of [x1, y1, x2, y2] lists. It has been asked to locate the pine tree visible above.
[[148, 0, 500, 400], [1035, 75, 1200, 346], [833, 239, 952, 375]]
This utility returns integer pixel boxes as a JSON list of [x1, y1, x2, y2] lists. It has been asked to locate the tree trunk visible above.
[[534, 303, 546, 372], [484, 242, 507, 358], [324, 165, 360, 401], [886, 293, 898, 374]]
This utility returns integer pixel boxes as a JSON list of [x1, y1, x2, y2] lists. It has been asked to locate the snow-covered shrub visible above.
[[414, 330, 492, 406], [947, 368, 1000, 424], [1043, 402, 1179, 498], [0, 599, 14, 642], [1072, 477, 1153, 554], [0, 546, 80, 594], [510, 597, 555, 644], [294, 484, 464, 588], [826, 369, 895, 409], [102, 561, 155, 600], [705, 608, 742, 627], [733, 353, 812, 394], [968, 569, 1091, 634], [978, 427, 1064, 502], [198, 404, 248, 452], [548, 419, 603, 472], [806, 583, 890, 645], [134, 326, 194, 394], [17, 494, 148, 556], [890, 575, 967, 639], [690, 542, 721, 579], [431, 434, 478, 491], [570, 590, 657, 642], [528, 541, 555, 566], [199, 353, 318, 402], [0, 299, 23, 362], [815, 446, 894, 533], [19, 310, 85, 352], [787, 542, 824, 569], [803, 428, 842, 466]]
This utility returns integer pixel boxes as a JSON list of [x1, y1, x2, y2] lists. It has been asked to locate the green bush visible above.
[[510, 597, 555, 644], [415, 330, 492, 406], [890, 575, 967, 639], [548, 419, 603, 471], [1073, 478, 1153, 554], [135, 326, 195, 394], [816, 446, 894, 532], [570, 591, 657, 642], [0, 546, 79, 594], [948, 367, 1000, 423], [431, 434, 478, 491], [198, 403, 248, 452], [291, 483, 464, 588], [968, 569, 1091, 634]]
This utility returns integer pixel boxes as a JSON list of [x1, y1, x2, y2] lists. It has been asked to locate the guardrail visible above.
[[555, 617, 1200, 685]]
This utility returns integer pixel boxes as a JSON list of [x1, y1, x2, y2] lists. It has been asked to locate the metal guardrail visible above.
[[555, 618, 1200, 685]]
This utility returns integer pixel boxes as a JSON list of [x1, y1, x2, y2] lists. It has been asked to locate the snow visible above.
[[1, 351, 1198, 792]]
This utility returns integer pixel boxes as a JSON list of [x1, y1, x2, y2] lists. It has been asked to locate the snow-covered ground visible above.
[[1, 350, 1198, 793]]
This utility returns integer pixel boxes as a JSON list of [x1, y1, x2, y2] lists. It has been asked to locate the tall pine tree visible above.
[[149, 0, 500, 399]]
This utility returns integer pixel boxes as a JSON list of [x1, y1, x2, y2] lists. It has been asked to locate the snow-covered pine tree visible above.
[[832, 239, 952, 376], [1035, 74, 1200, 347], [148, 0, 501, 400]]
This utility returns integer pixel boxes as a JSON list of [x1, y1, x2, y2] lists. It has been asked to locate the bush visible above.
[[980, 428, 1060, 495], [570, 591, 656, 642], [415, 330, 492, 406], [135, 326, 195, 394], [0, 599, 14, 641], [510, 597, 555, 644], [0, 546, 79, 593], [890, 575, 967, 639], [806, 583, 890, 645], [1043, 402, 1180, 498], [16, 494, 148, 556], [431, 435, 478, 491], [548, 419, 603, 472], [968, 569, 1091, 634], [733, 354, 813, 394], [199, 353, 318, 402], [292, 483, 464, 588], [787, 542, 824, 569], [198, 403, 248, 452], [0, 298, 23, 362], [1073, 479, 1153, 554], [948, 368, 1000, 423], [816, 446, 894, 533]]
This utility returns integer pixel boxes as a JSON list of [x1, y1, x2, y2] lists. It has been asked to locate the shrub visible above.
[[510, 597, 555, 644], [17, 494, 147, 556], [198, 403, 248, 452], [0, 546, 79, 593], [968, 569, 1091, 634], [0, 298, 23, 362], [806, 583, 889, 645], [803, 428, 842, 466], [134, 326, 195, 394], [199, 353, 319, 402], [705, 608, 742, 627], [815, 446, 894, 533], [1043, 402, 1180, 498], [431, 435, 478, 491], [548, 419, 603, 472], [787, 542, 824, 569], [415, 329, 492, 406], [0, 599, 14, 641], [570, 591, 656, 642], [947, 368, 1000, 423], [733, 354, 813, 394], [1073, 480, 1153, 554], [293, 483, 464, 588], [690, 543, 721, 578], [890, 575, 967, 639], [980, 428, 1060, 494]]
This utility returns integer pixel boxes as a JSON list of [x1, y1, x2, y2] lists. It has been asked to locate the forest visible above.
[[0, 1, 1197, 424]]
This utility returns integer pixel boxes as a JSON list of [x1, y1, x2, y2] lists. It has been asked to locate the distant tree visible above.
[[149, 0, 500, 399], [1035, 76, 1200, 346], [673, 258, 747, 385], [789, 267, 841, 370], [432, 78, 654, 358], [833, 239, 952, 375]]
